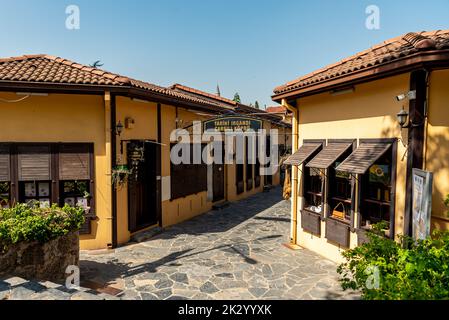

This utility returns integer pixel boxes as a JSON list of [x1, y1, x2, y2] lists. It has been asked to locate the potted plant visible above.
[[112, 164, 132, 189]]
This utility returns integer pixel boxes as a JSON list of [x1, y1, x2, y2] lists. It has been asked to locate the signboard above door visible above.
[[203, 116, 262, 132]]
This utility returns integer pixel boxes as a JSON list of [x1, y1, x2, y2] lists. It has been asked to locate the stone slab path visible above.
[[0, 276, 118, 300], [80, 187, 359, 300]]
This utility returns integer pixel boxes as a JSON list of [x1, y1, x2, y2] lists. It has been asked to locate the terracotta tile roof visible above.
[[266, 106, 288, 114], [0, 54, 230, 110], [274, 29, 449, 96], [171, 84, 237, 107]]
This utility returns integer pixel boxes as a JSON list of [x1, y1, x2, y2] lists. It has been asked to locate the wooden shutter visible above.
[[306, 143, 352, 169], [0, 145, 10, 181], [335, 143, 392, 174], [18, 145, 51, 181], [284, 143, 322, 166], [59, 144, 90, 180]]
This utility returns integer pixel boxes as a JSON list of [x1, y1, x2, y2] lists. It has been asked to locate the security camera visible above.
[[395, 90, 416, 102]]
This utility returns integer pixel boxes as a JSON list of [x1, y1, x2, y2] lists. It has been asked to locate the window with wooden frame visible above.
[[17, 145, 52, 208], [0, 143, 95, 234], [170, 143, 207, 200], [264, 135, 273, 186], [327, 148, 354, 223], [0, 145, 11, 208], [58, 143, 95, 234], [303, 167, 324, 213], [360, 147, 394, 234], [0, 182, 10, 208], [254, 136, 261, 188], [245, 136, 254, 191]]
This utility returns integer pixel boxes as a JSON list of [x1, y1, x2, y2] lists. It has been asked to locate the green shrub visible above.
[[337, 224, 449, 300], [0, 203, 84, 252]]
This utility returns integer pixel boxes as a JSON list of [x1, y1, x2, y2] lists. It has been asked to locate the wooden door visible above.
[[213, 163, 225, 202], [128, 141, 157, 232]]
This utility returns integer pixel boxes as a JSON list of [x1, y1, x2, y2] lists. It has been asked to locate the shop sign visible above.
[[203, 116, 262, 132], [412, 169, 433, 240]]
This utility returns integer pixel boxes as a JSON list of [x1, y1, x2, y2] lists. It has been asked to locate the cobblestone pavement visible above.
[[80, 187, 359, 300], [0, 276, 118, 300]]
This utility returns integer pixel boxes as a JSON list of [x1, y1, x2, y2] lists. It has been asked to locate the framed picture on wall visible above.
[[412, 169, 433, 241]]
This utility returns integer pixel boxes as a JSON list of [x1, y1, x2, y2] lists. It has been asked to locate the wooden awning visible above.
[[306, 142, 352, 169], [284, 143, 322, 166], [335, 143, 392, 174]]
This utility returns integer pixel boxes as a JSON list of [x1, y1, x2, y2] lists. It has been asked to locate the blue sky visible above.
[[0, 0, 448, 108]]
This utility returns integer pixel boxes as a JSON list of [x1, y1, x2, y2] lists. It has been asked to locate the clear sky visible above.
[[0, 0, 448, 108]]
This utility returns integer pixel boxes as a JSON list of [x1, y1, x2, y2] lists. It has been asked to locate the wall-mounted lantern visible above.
[[115, 121, 124, 136], [396, 107, 410, 128]]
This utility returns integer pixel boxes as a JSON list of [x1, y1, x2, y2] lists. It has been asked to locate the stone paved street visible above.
[[80, 187, 359, 300]]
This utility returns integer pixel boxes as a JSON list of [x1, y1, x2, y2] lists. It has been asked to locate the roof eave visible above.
[[272, 49, 449, 103], [0, 81, 230, 114]]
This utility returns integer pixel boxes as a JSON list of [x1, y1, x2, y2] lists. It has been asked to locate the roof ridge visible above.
[[0, 54, 46, 63], [171, 83, 237, 106], [274, 28, 449, 94]]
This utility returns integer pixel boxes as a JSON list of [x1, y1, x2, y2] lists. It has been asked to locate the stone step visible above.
[[0, 276, 119, 300], [212, 201, 230, 210], [130, 226, 164, 243]]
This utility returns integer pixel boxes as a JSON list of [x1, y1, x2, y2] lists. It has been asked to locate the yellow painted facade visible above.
[[287, 71, 449, 262], [426, 69, 449, 231], [0, 91, 282, 250]]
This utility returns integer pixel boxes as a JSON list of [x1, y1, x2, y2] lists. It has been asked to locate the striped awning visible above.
[[335, 143, 392, 174], [306, 142, 352, 169], [284, 143, 322, 166]]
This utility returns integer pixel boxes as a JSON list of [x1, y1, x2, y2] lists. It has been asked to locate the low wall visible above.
[[0, 232, 79, 282]]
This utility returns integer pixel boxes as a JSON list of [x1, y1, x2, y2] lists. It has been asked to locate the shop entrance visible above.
[[127, 141, 158, 232]]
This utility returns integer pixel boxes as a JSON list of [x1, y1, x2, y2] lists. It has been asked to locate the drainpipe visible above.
[[282, 99, 299, 245], [110, 94, 118, 249]]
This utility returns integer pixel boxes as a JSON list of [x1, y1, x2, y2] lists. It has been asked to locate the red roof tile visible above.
[[273, 30, 449, 96], [266, 106, 287, 114], [0, 54, 231, 110]]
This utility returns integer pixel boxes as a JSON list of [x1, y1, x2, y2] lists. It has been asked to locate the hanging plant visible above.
[[112, 165, 132, 189]]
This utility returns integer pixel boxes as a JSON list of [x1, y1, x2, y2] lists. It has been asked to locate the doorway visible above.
[[213, 163, 225, 202], [212, 142, 225, 202], [127, 141, 158, 232]]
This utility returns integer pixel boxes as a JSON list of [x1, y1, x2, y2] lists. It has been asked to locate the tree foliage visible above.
[[233, 92, 241, 103]]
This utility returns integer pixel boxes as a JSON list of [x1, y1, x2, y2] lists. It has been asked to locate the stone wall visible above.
[[0, 232, 79, 283]]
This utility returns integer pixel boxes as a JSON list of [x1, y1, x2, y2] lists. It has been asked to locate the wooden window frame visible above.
[[245, 136, 254, 191], [324, 139, 357, 228], [301, 139, 326, 218], [0, 142, 95, 234], [170, 143, 208, 200], [356, 138, 397, 240]]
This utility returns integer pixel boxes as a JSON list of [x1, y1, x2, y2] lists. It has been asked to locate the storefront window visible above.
[[360, 150, 392, 230], [0, 182, 10, 208], [60, 180, 91, 213], [19, 181, 51, 208], [329, 161, 352, 221], [303, 167, 323, 213]]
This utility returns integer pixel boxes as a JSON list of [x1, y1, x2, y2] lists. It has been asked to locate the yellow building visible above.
[[0, 54, 289, 250], [272, 30, 449, 262]]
